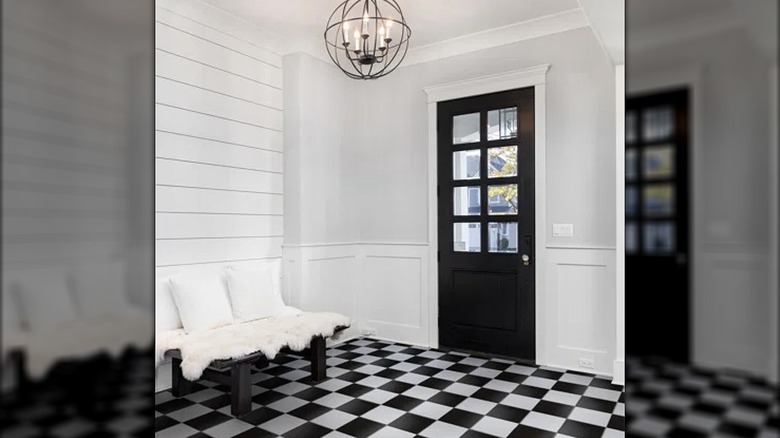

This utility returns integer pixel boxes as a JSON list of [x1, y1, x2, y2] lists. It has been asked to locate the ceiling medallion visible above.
[[324, 0, 411, 80]]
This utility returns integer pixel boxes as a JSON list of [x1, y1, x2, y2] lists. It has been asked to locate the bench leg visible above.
[[231, 362, 251, 417], [310, 335, 326, 382], [171, 358, 195, 397]]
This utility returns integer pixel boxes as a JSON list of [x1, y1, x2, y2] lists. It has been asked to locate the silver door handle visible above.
[[522, 254, 531, 266]]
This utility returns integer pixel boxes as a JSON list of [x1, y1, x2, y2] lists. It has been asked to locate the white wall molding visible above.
[[424, 64, 550, 104], [283, 241, 429, 248], [283, 243, 431, 348], [544, 248, 616, 376], [405, 9, 588, 68], [424, 66, 549, 365]]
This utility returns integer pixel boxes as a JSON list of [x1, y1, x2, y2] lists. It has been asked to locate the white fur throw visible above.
[[155, 311, 351, 381]]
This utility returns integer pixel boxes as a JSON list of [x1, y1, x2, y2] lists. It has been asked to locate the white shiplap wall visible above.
[[155, 0, 284, 271]]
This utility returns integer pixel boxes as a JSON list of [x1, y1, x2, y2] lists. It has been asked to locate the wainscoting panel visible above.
[[543, 247, 616, 376], [283, 243, 430, 347], [694, 246, 770, 377], [361, 244, 429, 346]]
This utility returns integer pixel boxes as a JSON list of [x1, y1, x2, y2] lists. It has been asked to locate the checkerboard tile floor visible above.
[[626, 357, 779, 437], [155, 338, 625, 437], [1, 354, 154, 437]]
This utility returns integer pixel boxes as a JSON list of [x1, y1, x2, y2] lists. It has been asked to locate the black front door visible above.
[[626, 89, 691, 362], [437, 88, 535, 360]]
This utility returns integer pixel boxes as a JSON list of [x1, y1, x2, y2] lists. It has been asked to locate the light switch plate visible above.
[[553, 223, 574, 237]]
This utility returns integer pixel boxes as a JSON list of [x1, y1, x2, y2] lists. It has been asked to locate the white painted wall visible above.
[[284, 27, 619, 376], [628, 29, 774, 377], [154, 0, 284, 391]]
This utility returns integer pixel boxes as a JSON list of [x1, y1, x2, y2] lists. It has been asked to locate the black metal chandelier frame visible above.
[[324, 0, 411, 80]]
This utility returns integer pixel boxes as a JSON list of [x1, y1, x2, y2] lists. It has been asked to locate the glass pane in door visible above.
[[453, 150, 480, 180], [454, 223, 481, 252], [453, 113, 480, 144], [487, 107, 517, 140], [487, 146, 517, 178], [488, 222, 518, 253], [453, 187, 480, 216], [488, 185, 518, 215]]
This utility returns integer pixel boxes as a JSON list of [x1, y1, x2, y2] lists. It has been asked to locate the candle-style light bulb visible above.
[[353, 29, 361, 51], [362, 11, 369, 36], [378, 26, 386, 48], [342, 21, 349, 44], [385, 18, 393, 40]]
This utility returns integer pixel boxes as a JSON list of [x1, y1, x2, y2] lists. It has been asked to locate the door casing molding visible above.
[[424, 64, 549, 364]]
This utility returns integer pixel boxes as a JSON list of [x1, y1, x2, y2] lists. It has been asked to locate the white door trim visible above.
[[423, 65, 549, 365], [614, 64, 625, 386]]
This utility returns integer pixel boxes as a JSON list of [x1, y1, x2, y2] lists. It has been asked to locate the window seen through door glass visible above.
[[453, 150, 480, 180], [453, 113, 480, 144], [488, 146, 517, 178], [488, 185, 518, 215], [642, 106, 674, 141], [643, 184, 674, 216], [453, 187, 480, 216], [643, 221, 675, 254], [643, 145, 675, 179], [487, 107, 517, 140], [453, 223, 481, 252], [488, 222, 518, 253]]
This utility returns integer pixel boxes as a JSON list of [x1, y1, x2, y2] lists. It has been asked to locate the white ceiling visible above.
[[202, 0, 583, 53]]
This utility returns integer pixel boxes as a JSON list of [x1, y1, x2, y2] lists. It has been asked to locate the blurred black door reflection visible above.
[[626, 89, 691, 363]]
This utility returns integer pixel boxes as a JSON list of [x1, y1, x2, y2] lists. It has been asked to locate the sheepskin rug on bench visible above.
[[155, 310, 350, 381]]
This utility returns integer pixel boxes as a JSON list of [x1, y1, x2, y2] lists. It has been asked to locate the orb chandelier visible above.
[[324, 0, 411, 80]]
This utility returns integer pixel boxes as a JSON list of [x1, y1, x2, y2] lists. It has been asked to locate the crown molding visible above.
[[424, 64, 549, 103], [404, 9, 588, 68]]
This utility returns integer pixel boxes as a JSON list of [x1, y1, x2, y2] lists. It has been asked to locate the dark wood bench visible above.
[[168, 326, 348, 417]]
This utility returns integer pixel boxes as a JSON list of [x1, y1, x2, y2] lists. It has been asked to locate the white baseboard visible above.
[[612, 359, 625, 386]]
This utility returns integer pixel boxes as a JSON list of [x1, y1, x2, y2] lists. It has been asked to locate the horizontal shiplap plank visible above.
[[3, 217, 122, 236], [2, 24, 123, 87], [4, 107, 123, 149], [2, 241, 118, 264], [155, 76, 282, 131], [3, 135, 122, 167], [156, 237, 284, 266], [3, 190, 124, 211], [156, 186, 283, 215], [155, 257, 281, 278], [155, 49, 282, 110], [156, 213, 283, 239], [155, 6, 281, 69], [155, 159, 283, 194], [4, 79, 124, 127], [155, 23, 282, 89], [2, 53, 124, 109], [156, 0, 283, 61], [155, 104, 283, 152], [3, 162, 123, 191], [155, 131, 282, 173]]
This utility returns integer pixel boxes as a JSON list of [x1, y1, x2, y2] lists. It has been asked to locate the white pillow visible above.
[[167, 271, 234, 333], [72, 261, 128, 319], [155, 276, 182, 332], [230, 259, 283, 302], [225, 266, 285, 323], [15, 268, 78, 332]]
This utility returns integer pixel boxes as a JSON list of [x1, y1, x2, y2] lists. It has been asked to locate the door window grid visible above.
[[451, 107, 520, 254], [626, 106, 679, 256]]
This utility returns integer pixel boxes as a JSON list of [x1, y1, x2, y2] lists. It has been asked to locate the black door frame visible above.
[[424, 69, 547, 361]]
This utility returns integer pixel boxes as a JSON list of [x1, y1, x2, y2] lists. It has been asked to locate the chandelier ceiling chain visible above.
[[324, 0, 411, 80]]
